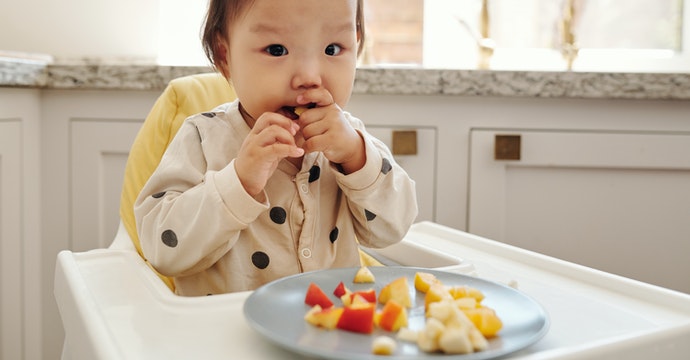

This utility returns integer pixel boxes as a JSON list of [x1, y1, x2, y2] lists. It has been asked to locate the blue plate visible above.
[[244, 266, 549, 359]]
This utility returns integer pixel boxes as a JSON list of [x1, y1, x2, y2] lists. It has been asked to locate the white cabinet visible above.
[[366, 126, 436, 222], [40, 89, 158, 359], [70, 120, 142, 251], [468, 129, 690, 293], [0, 88, 42, 360], [0, 120, 22, 360]]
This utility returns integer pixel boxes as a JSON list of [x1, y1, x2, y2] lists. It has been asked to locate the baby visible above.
[[134, 0, 418, 296]]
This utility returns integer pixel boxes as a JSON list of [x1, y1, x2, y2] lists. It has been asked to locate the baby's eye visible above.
[[265, 44, 288, 57], [325, 44, 342, 56]]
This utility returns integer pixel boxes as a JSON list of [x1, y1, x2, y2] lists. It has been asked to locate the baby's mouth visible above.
[[279, 103, 316, 120]]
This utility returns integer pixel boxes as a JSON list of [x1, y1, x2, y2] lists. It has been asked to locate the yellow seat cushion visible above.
[[120, 73, 236, 290]]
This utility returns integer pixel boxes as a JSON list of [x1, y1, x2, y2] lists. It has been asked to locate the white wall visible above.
[[0, 0, 210, 64], [0, 0, 159, 59], [157, 0, 209, 65]]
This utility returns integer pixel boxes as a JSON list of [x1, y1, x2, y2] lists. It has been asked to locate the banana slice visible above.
[[372, 336, 397, 355]]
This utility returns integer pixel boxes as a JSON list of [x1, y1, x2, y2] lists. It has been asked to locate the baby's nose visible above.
[[291, 58, 322, 89]]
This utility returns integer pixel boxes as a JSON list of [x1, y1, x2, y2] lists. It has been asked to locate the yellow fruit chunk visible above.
[[424, 283, 452, 311], [378, 277, 412, 308], [396, 327, 419, 343], [448, 285, 485, 302], [414, 272, 441, 293], [454, 297, 478, 309], [351, 293, 371, 306], [354, 266, 376, 283], [463, 307, 503, 337], [304, 304, 322, 326], [304, 305, 344, 330], [372, 336, 397, 355], [376, 299, 408, 332], [438, 327, 473, 354], [294, 106, 308, 116]]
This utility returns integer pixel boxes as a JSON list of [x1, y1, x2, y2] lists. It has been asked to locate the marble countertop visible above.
[[2, 55, 689, 100]]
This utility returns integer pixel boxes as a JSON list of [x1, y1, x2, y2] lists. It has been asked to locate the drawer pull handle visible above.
[[495, 134, 521, 160], [392, 130, 418, 155]]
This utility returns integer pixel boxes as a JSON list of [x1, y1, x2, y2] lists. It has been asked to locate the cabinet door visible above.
[[71, 120, 141, 251], [0, 120, 22, 360], [469, 129, 690, 293], [366, 126, 436, 222]]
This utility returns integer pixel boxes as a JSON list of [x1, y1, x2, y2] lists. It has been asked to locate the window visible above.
[[423, 0, 688, 71], [158, 0, 690, 72]]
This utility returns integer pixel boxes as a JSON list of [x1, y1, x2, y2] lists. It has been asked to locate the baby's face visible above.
[[225, 0, 359, 121]]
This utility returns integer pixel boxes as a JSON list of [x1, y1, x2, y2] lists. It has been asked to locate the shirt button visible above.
[[301, 248, 312, 258], [300, 184, 309, 193]]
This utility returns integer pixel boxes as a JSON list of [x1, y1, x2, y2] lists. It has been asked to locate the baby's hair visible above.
[[201, 0, 366, 76]]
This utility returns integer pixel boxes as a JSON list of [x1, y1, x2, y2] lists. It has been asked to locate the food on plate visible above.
[[304, 282, 334, 309], [341, 289, 377, 306], [374, 299, 408, 332], [464, 306, 503, 337], [414, 271, 441, 293], [371, 335, 397, 355], [400, 278, 500, 354], [353, 266, 376, 283], [448, 285, 485, 302], [424, 283, 452, 310], [304, 304, 344, 330], [336, 296, 376, 334], [302, 269, 503, 356], [378, 276, 412, 308], [332, 281, 351, 298], [438, 327, 474, 354], [396, 327, 419, 343], [401, 299, 490, 354], [423, 283, 502, 339]]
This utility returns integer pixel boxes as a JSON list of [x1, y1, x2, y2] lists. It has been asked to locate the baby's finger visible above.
[[253, 112, 299, 135], [254, 124, 300, 148], [297, 88, 334, 109], [265, 142, 305, 159]]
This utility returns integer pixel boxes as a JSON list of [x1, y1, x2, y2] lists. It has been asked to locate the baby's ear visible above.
[[214, 34, 231, 78], [356, 22, 365, 56]]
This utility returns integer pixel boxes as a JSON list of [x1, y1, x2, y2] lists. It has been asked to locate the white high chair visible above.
[[54, 72, 407, 359]]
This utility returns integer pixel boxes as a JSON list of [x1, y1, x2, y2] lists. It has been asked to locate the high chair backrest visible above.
[[119, 72, 236, 290]]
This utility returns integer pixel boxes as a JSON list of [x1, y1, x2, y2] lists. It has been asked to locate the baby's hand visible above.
[[235, 112, 304, 196], [296, 90, 366, 174]]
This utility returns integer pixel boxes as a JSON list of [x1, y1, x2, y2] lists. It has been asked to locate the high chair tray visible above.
[[54, 221, 690, 359]]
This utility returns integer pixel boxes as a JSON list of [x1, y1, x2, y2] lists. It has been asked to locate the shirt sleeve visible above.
[[134, 119, 268, 277], [332, 114, 419, 248]]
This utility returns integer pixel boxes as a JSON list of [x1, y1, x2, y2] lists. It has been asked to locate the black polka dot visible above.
[[308, 165, 321, 182], [161, 230, 178, 247], [329, 227, 339, 243], [152, 191, 166, 199], [365, 210, 377, 221], [270, 207, 287, 224], [252, 251, 270, 269], [201, 112, 216, 118], [381, 158, 392, 174]]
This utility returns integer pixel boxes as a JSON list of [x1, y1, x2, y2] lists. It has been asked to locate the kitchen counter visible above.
[[2, 55, 689, 100]]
